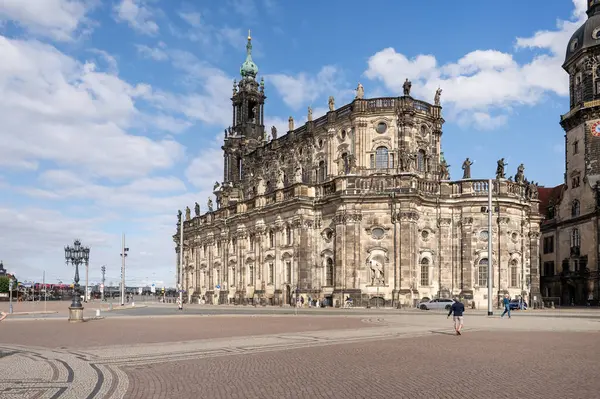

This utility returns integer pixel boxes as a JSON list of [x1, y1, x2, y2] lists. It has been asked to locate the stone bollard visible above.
[[551, 301, 555, 309], [132, 301, 135, 307], [96, 309, 100, 317]]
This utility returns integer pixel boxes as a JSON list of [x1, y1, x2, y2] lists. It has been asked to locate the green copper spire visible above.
[[240, 30, 258, 80]]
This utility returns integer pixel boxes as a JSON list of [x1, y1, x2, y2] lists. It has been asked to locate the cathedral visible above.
[[174, 32, 543, 309], [539, 0, 600, 306]]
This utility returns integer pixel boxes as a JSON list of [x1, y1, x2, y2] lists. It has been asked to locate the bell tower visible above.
[[222, 31, 266, 186]]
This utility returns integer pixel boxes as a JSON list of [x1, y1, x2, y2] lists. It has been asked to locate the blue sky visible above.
[[0, 0, 585, 285]]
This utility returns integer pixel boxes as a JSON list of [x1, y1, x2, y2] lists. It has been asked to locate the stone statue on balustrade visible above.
[[207, 197, 214, 212], [403, 78, 412, 96], [439, 159, 450, 180], [433, 87, 442, 107], [213, 181, 220, 191], [462, 158, 473, 179], [177, 209, 182, 224], [328, 96, 335, 111], [271, 125, 277, 140], [355, 83, 364, 99], [288, 116, 294, 131], [515, 163, 525, 184], [307, 106, 313, 122], [434, 88, 442, 106], [185, 206, 191, 221], [526, 181, 539, 199], [368, 259, 384, 285], [194, 202, 200, 216], [496, 158, 507, 179]]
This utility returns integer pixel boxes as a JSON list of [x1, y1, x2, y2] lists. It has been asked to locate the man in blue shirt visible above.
[[501, 295, 511, 318], [447, 298, 465, 335]]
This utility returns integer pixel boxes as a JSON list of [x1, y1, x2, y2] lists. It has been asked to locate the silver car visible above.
[[419, 298, 455, 311]]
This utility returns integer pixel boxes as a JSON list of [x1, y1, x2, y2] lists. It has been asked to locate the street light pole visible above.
[[8, 278, 13, 314], [120, 234, 129, 306], [179, 213, 184, 307], [101, 265, 106, 302], [85, 259, 89, 303], [487, 179, 494, 316]]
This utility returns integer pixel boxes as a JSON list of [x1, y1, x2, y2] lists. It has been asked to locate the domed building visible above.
[[175, 34, 543, 309], [539, 0, 600, 306]]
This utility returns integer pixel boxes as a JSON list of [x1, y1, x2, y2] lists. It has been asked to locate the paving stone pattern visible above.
[[1, 313, 599, 398]]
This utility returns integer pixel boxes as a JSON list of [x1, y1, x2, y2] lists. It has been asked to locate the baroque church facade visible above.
[[174, 33, 543, 309], [539, 0, 600, 306]]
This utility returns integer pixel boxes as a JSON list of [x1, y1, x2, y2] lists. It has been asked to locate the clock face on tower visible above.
[[590, 120, 600, 137]]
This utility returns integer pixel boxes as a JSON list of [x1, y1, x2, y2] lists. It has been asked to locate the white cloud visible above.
[[0, 36, 186, 179], [178, 11, 202, 28], [114, 0, 158, 36], [135, 42, 168, 61], [267, 66, 342, 110], [0, 0, 95, 41], [362, 0, 587, 129]]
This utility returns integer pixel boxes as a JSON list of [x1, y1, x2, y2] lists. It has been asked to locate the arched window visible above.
[[478, 258, 489, 287], [420, 258, 430, 286], [417, 150, 426, 172], [510, 259, 519, 287], [266, 181, 272, 193], [269, 230, 275, 248], [571, 200, 580, 217], [318, 160, 327, 182], [571, 229, 580, 248], [285, 225, 292, 245], [375, 147, 389, 169], [326, 258, 334, 286]]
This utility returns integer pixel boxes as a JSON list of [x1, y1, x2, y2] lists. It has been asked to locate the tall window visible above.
[[571, 200, 580, 217], [268, 263, 274, 284], [375, 146, 389, 169], [286, 261, 292, 283], [249, 234, 255, 251], [420, 258, 430, 286], [285, 225, 292, 245], [231, 267, 236, 286], [417, 150, 426, 172], [248, 265, 254, 285], [571, 229, 580, 248], [326, 258, 334, 286], [510, 259, 519, 287], [478, 258, 489, 287], [215, 269, 220, 287], [318, 160, 326, 182], [269, 230, 275, 248], [573, 140, 579, 154], [543, 236, 554, 254]]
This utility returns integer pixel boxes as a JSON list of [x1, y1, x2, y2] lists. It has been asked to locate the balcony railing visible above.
[[189, 176, 534, 224]]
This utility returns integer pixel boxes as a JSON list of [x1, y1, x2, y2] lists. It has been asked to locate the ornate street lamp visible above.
[[64, 239, 90, 322]]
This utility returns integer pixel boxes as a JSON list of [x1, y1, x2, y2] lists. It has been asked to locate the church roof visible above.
[[537, 184, 565, 223]]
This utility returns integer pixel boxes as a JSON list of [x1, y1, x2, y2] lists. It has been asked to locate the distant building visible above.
[[539, 1, 600, 306], [0, 260, 6, 277], [174, 34, 543, 309]]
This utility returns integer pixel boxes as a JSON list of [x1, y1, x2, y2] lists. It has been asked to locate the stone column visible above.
[[438, 218, 452, 294], [529, 230, 542, 308]]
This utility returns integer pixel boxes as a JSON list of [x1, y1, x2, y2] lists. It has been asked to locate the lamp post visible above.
[[8, 278, 14, 314], [64, 239, 90, 322], [101, 265, 106, 302]]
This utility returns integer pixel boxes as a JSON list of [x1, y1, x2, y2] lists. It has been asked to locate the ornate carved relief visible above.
[[333, 212, 363, 224]]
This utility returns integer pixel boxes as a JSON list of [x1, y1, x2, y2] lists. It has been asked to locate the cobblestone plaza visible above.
[[1, 305, 599, 398]]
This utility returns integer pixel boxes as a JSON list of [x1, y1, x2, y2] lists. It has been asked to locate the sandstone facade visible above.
[[174, 35, 542, 309]]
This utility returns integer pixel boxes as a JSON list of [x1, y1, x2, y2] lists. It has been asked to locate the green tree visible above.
[[0, 276, 9, 293]]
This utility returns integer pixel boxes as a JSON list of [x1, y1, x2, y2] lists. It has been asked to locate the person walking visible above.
[[447, 298, 465, 335], [0, 311, 7, 322], [501, 295, 511, 318]]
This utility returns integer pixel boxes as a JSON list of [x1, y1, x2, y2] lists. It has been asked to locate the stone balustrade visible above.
[[185, 176, 534, 226]]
